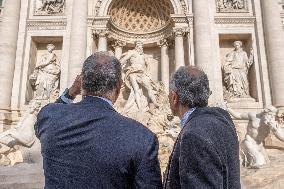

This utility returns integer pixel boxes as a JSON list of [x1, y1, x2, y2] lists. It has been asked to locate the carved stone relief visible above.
[[34, 0, 65, 15], [216, 0, 249, 13]]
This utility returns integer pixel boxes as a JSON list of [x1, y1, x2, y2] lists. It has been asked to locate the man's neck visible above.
[[85, 93, 115, 105], [178, 105, 190, 119]]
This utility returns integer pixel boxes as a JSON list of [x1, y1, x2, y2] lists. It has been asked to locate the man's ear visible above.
[[171, 91, 179, 105], [115, 79, 123, 95], [172, 91, 179, 104]]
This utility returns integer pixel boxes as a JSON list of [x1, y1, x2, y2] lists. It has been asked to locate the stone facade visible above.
[[1, 0, 284, 187]]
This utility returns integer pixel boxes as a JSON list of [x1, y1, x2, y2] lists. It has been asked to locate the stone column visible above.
[[67, 0, 88, 85], [192, 0, 221, 103], [158, 39, 170, 93], [174, 28, 186, 70], [261, 0, 284, 108], [97, 30, 108, 52], [0, 0, 21, 108], [112, 40, 126, 59]]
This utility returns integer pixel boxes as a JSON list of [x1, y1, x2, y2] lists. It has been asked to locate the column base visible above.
[[0, 108, 23, 132]]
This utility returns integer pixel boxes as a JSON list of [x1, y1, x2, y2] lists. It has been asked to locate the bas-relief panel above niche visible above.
[[216, 0, 249, 13], [34, 0, 65, 16]]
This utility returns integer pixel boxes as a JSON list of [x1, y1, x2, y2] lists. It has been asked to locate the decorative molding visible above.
[[215, 16, 255, 24], [106, 23, 173, 44], [92, 16, 110, 27], [171, 14, 192, 24], [216, 0, 249, 13], [27, 19, 67, 31], [94, 0, 189, 16]]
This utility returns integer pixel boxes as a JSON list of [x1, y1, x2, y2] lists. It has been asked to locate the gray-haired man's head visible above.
[[169, 66, 210, 110], [82, 52, 122, 100]]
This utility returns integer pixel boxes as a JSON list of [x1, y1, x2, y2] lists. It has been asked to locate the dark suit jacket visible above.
[[164, 107, 241, 189], [35, 96, 162, 189]]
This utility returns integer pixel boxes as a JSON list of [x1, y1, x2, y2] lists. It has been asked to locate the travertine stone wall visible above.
[[0, 0, 283, 128]]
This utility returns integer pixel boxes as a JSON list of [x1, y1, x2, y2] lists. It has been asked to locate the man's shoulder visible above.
[[185, 107, 234, 133], [118, 114, 155, 136]]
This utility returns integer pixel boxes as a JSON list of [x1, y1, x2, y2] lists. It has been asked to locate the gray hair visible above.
[[169, 66, 210, 108], [82, 52, 122, 96]]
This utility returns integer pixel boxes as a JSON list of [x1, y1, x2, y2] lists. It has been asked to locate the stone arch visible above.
[[95, 0, 188, 16]]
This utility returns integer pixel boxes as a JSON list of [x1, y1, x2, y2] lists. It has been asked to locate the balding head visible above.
[[82, 52, 122, 97], [169, 66, 210, 108]]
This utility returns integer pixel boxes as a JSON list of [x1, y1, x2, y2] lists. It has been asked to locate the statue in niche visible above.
[[0, 44, 61, 166], [0, 101, 42, 166], [113, 41, 180, 172], [217, 0, 247, 12], [222, 41, 254, 101], [35, 0, 65, 15], [225, 105, 284, 168], [119, 41, 159, 114], [30, 43, 60, 102]]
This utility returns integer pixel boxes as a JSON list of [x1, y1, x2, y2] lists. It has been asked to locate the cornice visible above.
[[27, 19, 67, 31], [214, 16, 255, 24]]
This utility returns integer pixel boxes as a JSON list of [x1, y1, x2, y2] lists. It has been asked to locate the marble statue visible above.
[[29, 44, 60, 102], [0, 101, 42, 166], [226, 106, 284, 168], [115, 46, 180, 172], [120, 41, 159, 113], [36, 0, 65, 14], [222, 41, 254, 101]]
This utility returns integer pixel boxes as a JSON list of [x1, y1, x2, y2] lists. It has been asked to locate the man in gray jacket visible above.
[[164, 66, 241, 189]]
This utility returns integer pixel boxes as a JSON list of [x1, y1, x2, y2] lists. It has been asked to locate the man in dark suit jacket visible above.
[[164, 66, 241, 189], [35, 52, 162, 189]]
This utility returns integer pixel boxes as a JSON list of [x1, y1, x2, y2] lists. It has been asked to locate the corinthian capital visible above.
[[112, 40, 126, 48], [173, 27, 189, 37], [94, 29, 109, 37], [158, 39, 169, 47]]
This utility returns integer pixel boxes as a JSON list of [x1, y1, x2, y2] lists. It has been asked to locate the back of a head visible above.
[[169, 66, 210, 108], [82, 52, 122, 97]]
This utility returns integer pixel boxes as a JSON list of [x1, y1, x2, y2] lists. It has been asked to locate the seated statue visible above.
[[120, 41, 159, 113], [226, 106, 284, 168]]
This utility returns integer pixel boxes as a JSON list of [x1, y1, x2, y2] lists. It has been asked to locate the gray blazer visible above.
[[164, 107, 241, 189]]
